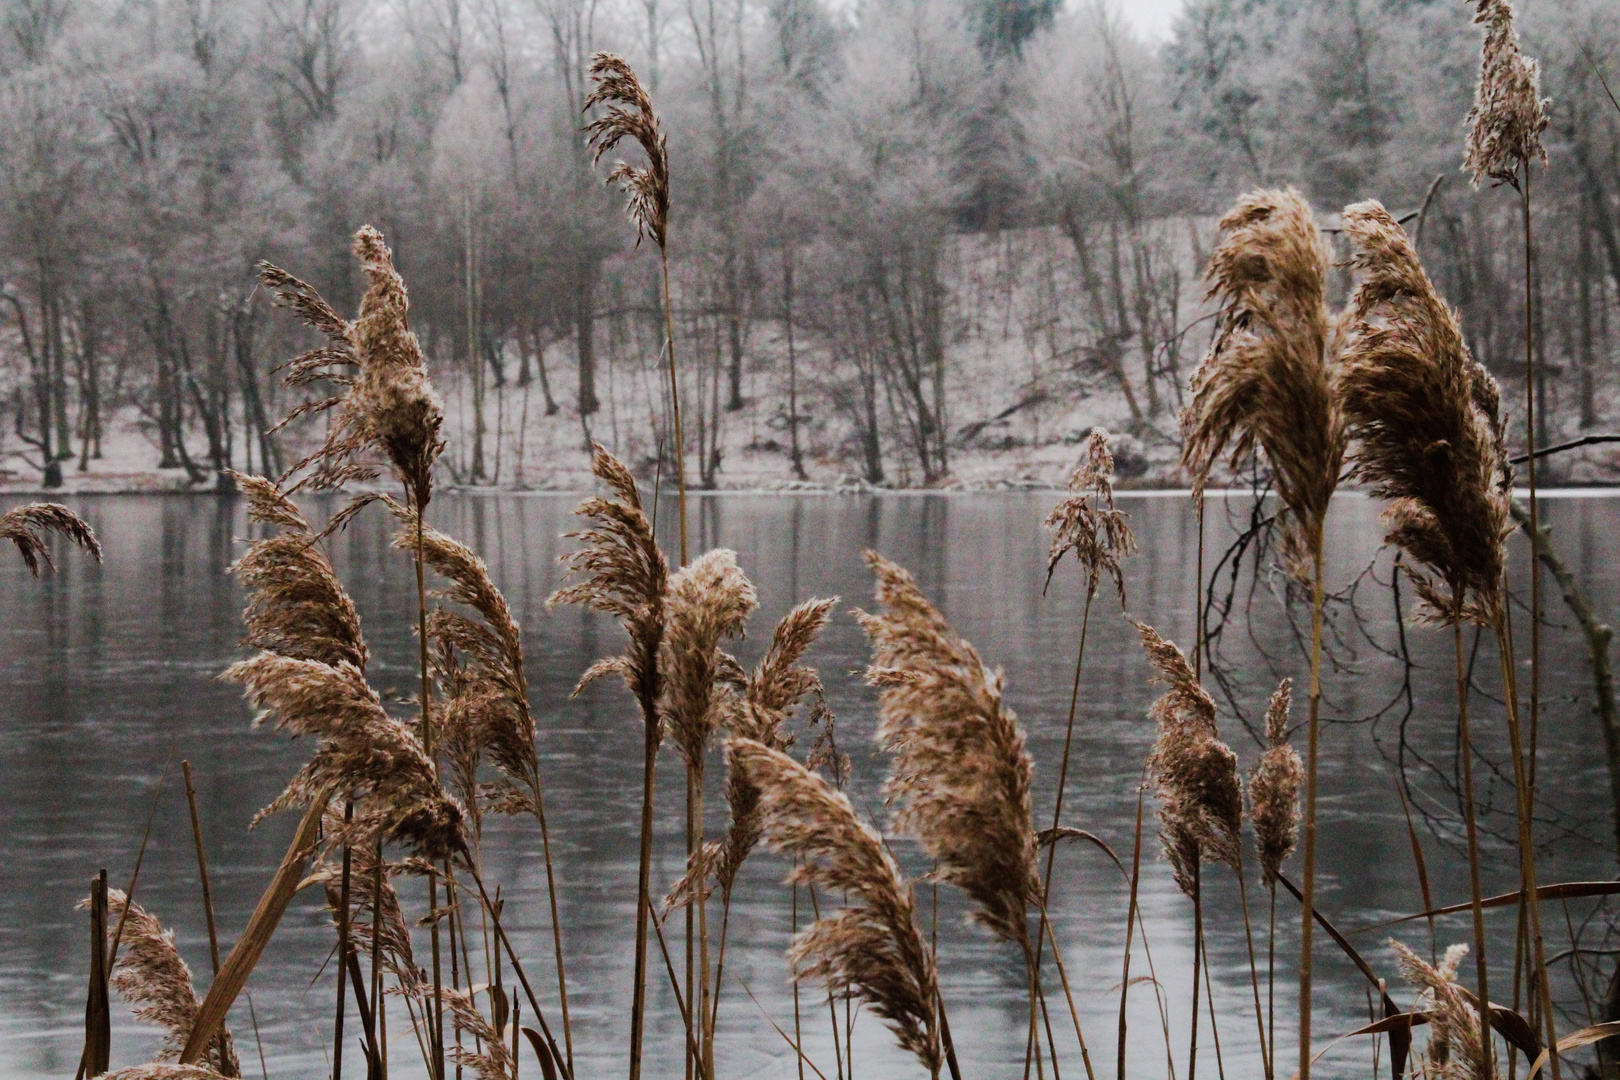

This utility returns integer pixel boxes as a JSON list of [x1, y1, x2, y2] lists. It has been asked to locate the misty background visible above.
[[1, 0, 1618, 491]]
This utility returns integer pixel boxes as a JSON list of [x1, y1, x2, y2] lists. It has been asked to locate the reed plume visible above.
[[316, 842, 426, 997], [551, 443, 668, 1080], [1184, 186, 1344, 576], [1044, 428, 1135, 605], [1186, 188, 1343, 1080], [584, 54, 686, 565], [1, 502, 99, 574], [730, 738, 942, 1077], [1392, 942, 1488, 1080], [1340, 197, 1513, 1077], [80, 890, 239, 1075], [438, 987, 515, 1080], [1339, 201, 1510, 623], [1464, 0, 1547, 190], [102, 1068, 232, 1080], [259, 227, 444, 508], [1249, 678, 1301, 1079], [1249, 679, 1301, 886]]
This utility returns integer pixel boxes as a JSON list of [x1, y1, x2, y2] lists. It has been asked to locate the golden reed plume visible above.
[[858, 551, 1039, 951], [1464, 0, 1548, 188], [730, 738, 943, 1077], [1391, 942, 1487, 1080], [1338, 200, 1511, 624], [1249, 679, 1302, 886], [1, 502, 99, 574], [258, 226, 444, 509], [584, 54, 671, 250], [1133, 623, 1244, 892], [78, 890, 239, 1075], [1044, 428, 1136, 604], [1184, 187, 1344, 575]]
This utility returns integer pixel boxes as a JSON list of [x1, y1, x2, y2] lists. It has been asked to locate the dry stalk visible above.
[[1249, 679, 1302, 1079]]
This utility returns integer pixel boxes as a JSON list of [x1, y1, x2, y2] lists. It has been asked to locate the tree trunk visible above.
[[576, 267, 600, 416]]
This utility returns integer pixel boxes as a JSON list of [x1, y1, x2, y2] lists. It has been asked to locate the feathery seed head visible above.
[[552, 445, 669, 721], [1249, 678, 1302, 885], [81, 890, 239, 1075], [259, 227, 444, 507], [584, 54, 670, 249], [1, 502, 100, 575], [1393, 940, 1489, 1080], [1187, 187, 1344, 578], [1339, 200, 1511, 624], [1044, 428, 1136, 605], [662, 548, 758, 769], [1134, 622, 1244, 891], [859, 551, 1039, 950], [1464, 0, 1548, 188], [731, 738, 941, 1075], [230, 475, 367, 670]]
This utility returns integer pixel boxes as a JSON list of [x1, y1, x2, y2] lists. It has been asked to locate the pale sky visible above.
[[1115, 0, 1186, 42]]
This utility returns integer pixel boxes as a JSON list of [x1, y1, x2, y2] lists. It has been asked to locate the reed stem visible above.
[[415, 504, 445, 1080], [529, 792, 573, 1074], [1455, 611, 1495, 1077], [1297, 540, 1324, 1080], [182, 759, 234, 1076], [661, 245, 687, 566], [1235, 861, 1270, 1080], [1189, 856, 1202, 1080], [1119, 779, 1147, 1080], [629, 702, 658, 1080], [336, 801, 354, 1080]]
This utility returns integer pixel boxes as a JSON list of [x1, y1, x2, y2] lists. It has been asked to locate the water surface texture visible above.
[[3, 491, 1618, 1079]]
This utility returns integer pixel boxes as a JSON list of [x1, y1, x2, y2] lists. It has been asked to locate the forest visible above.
[[2, 0, 1619, 490]]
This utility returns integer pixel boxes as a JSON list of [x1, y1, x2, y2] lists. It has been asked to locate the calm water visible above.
[[2, 490, 1618, 1080]]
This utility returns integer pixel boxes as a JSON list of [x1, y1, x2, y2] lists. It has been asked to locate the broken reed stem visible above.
[[1118, 781, 1147, 1080], [1494, 613, 1560, 1079], [1518, 158, 1561, 1080], [1235, 861, 1270, 1080], [1297, 539, 1324, 1080], [335, 801, 354, 1080], [1455, 610, 1496, 1077], [662, 245, 687, 566]]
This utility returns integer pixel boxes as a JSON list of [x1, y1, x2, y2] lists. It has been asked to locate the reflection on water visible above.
[[2, 491, 1617, 1079]]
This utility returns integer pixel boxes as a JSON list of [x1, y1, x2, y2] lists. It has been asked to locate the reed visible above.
[[584, 54, 685, 566], [1249, 679, 1302, 1079], [731, 738, 944, 1078], [711, 598, 838, 1053], [1467, 4, 1557, 1072], [1339, 198, 1515, 1077], [1134, 622, 1245, 1080], [551, 444, 669, 1080], [660, 547, 758, 1074], [857, 551, 1060, 1076], [1392, 942, 1489, 1080], [1184, 185, 1343, 1080]]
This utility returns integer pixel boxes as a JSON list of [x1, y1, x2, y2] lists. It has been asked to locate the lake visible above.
[[2, 489, 1617, 1080]]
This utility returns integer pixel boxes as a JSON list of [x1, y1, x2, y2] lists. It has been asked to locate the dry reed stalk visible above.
[[550, 444, 668, 1080], [1031, 427, 1134, 1078], [730, 738, 943, 1077], [1134, 622, 1244, 1080], [180, 762, 235, 1077], [710, 599, 838, 1051], [80, 890, 241, 1075], [260, 227, 451, 1077], [657, 548, 758, 1074], [857, 551, 1048, 1073], [584, 53, 685, 566], [1466, 7, 1556, 1071], [401, 504, 574, 1070], [1250, 680, 1303, 1078], [1186, 186, 1343, 1080], [1, 502, 100, 574], [1340, 199, 1519, 1076]]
